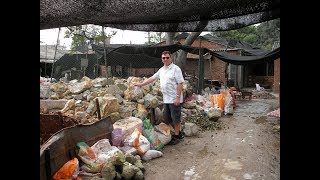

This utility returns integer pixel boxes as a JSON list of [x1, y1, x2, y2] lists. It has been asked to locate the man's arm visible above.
[[133, 76, 156, 87], [174, 82, 183, 105], [176, 83, 183, 97]]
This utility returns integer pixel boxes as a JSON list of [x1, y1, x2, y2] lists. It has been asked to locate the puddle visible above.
[[255, 116, 267, 124]]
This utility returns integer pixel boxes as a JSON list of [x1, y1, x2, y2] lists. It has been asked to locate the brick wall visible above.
[[255, 76, 274, 89], [185, 58, 225, 82], [160, 39, 242, 84], [211, 58, 226, 83], [181, 39, 229, 83], [273, 58, 280, 93]]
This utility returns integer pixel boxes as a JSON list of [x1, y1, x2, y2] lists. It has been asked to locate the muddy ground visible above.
[[143, 97, 280, 180]]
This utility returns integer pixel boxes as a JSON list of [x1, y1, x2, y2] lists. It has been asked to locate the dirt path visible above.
[[143, 98, 280, 180]]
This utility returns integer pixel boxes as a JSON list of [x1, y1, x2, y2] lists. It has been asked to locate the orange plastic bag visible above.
[[211, 93, 226, 111], [126, 128, 150, 155], [76, 142, 97, 163], [53, 158, 79, 180]]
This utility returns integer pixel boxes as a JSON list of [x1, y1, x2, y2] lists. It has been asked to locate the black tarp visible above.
[[92, 43, 280, 67], [92, 44, 209, 68], [40, 0, 280, 32], [53, 54, 99, 79], [214, 47, 280, 65]]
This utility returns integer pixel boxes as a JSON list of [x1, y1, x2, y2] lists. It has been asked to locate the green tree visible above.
[[256, 18, 280, 49], [214, 25, 259, 47], [64, 25, 117, 52], [213, 18, 280, 50], [146, 32, 166, 45]]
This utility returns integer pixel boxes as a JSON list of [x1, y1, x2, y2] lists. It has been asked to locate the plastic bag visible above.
[[111, 128, 124, 147], [142, 118, 164, 151], [125, 128, 149, 147], [90, 139, 123, 164], [154, 123, 172, 145], [124, 128, 150, 156], [210, 93, 226, 111], [141, 150, 163, 161], [224, 91, 233, 115], [91, 139, 112, 153], [76, 142, 97, 163], [53, 158, 80, 180], [76, 142, 103, 173]]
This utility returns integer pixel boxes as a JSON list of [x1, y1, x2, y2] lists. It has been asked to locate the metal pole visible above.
[[95, 98, 101, 120], [209, 56, 213, 79], [50, 28, 61, 82], [130, 63, 132, 76], [198, 48, 204, 94], [102, 26, 107, 77], [45, 44, 47, 77], [96, 54, 99, 78], [197, 38, 204, 94]]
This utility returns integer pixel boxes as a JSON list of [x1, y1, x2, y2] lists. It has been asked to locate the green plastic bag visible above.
[[142, 118, 164, 151]]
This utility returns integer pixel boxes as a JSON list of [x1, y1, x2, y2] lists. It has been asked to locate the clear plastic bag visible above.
[[111, 128, 124, 147]]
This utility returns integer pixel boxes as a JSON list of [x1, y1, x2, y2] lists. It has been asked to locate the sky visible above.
[[40, 27, 149, 50], [40, 27, 212, 50]]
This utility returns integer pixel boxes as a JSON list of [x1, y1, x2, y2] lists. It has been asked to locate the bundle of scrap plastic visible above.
[[267, 108, 280, 117]]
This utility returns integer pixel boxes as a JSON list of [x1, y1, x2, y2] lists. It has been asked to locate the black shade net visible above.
[[91, 43, 280, 67], [40, 0, 280, 32]]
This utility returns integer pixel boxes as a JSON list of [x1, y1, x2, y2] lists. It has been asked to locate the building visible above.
[[163, 33, 279, 92], [40, 45, 69, 77]]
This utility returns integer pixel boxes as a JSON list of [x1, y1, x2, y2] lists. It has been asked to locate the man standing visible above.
[[133, 51, 184, 145]]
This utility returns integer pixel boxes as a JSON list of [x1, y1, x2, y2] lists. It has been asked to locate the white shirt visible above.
[[152, 63, 184, 103]]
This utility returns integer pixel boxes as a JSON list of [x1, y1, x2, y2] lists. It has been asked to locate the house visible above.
[[89, 34, 280, 93], [41, 44, 102, 80], [40, 45, 69, 77], [272, 41, 280, 93], [158, 33, 280, 92]]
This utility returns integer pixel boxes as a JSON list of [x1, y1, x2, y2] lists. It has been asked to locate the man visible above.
[[133, 51, 184, 145]]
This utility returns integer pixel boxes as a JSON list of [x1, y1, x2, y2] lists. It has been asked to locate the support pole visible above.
[[197, 48, 204, 94], [45, 44, 47, 76], [50, 28, 61, 82], [95, 98, 101, 120], [102, 26, 107, 77]]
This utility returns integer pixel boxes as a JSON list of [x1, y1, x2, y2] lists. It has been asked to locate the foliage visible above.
[[256, 18, 280, 50], [145, 32, 166, 45], [64, 25, 117, 52], [214, 18, 280, 50]]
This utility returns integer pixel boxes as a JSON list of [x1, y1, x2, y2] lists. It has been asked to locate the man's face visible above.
[[161, 54, 172, 66]]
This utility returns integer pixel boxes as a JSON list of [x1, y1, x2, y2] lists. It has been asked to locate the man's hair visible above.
[[162, 51, 171, 57]]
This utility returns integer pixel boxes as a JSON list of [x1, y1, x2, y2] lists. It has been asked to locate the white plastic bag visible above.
[[141, 150, 163, 161]]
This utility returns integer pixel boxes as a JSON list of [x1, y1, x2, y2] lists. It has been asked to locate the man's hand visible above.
[[174, 97, 180, 106], [133, 82, 142, 87]]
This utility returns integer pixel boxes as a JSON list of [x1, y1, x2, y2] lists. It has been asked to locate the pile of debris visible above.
[[40, 76, 231, 128], [251, 90, 276, 99], [40, 76, 237, 179], [267, 108, 280, 118], [185, 115, 226, 131]]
